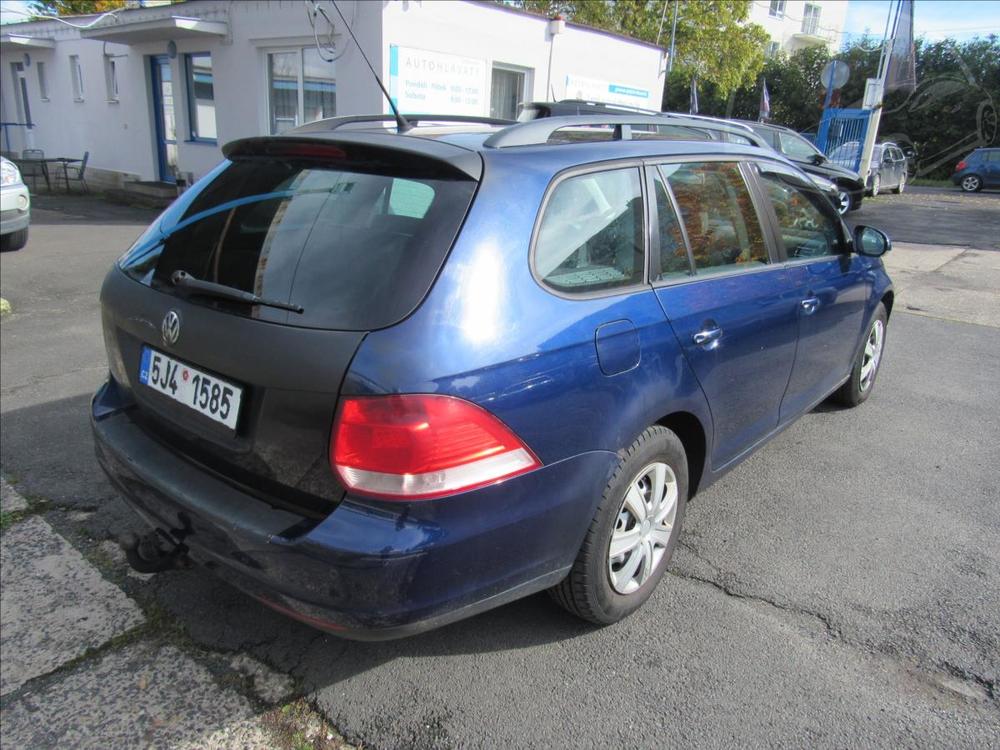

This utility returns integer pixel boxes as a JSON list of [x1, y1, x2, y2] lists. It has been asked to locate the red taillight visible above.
[[955, 160, 967, 171], [331, 395, 540, 500]]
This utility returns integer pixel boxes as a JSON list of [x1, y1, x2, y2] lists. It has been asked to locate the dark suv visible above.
[[93, 114, 893, 639], [738, 120, 866, 213]]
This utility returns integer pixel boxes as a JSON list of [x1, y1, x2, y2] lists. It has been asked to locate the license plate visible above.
[[139, 347, 243, 430]]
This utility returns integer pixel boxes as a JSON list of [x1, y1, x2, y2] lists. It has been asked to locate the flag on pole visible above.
[[689, 76, 699, 115], [885, 0, 916, 92], [758, 78, 771, 122]]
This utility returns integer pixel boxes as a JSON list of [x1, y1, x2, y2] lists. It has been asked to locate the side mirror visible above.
[[811, 153, 826, 165], [854, 225, 891, 257]]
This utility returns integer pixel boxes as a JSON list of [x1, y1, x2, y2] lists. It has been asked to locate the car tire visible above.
[[834, 303, 888, 408], [870, 174, 881, 197], [960, 175, 983, 192], [549, 425, 687, 625], [0, 228, 28, 252], [894, 173, 906, 194]]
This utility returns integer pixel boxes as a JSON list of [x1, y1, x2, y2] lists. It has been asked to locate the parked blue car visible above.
[[92, 114, 894, 639], [952, 147, 1000, 192]]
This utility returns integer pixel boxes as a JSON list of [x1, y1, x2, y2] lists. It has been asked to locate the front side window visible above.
[[535, 168, 645, 293], [186, 53, 217, 140], [778, 130, 822, 161], [757, 163, 843, 259], [268, 48, 336, 134], [662, 162, 769, 274]]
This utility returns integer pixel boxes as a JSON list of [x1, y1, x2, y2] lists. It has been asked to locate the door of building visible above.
[[150, 55, 178, 183]]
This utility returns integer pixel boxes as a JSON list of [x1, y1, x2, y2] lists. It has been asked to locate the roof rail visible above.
[[483, 114, 761, 149], [661, 111, 757, 133], [555, 99, 661, 115], [291, 114, 515, 133]]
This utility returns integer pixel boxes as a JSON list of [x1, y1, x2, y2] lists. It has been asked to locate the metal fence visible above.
[[816, 108, 873, 173]]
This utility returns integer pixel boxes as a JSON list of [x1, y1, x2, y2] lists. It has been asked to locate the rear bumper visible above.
[[92, 379, 616, 639]]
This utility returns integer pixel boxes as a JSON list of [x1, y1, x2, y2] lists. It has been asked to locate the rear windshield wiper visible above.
[[170, 270, 304, 314]]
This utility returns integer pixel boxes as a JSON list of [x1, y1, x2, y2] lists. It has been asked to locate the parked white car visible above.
[[1, 157, 30, 251]]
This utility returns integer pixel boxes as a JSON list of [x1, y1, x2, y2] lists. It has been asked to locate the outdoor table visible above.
[[16, 157, 82, 193]]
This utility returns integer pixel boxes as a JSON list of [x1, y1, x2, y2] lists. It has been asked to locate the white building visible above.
[[0, 0, 665, 188], [748, 0, 849, 56]]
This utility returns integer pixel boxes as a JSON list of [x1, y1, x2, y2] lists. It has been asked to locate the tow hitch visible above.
[[119, 526, 191, 574]]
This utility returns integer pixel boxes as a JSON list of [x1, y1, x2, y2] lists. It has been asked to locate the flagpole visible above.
[[859, 0, 903, 181]]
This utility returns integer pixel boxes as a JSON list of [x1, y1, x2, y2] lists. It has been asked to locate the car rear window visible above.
[[119, 145, 477, 331]]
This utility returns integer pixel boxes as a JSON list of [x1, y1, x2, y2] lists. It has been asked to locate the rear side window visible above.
[[652, 171, 691, 279], [535, 167, 645, 294], [119, 150, 477, 331], [986, 150, 1000, 162], [662, 162, 768, 274]]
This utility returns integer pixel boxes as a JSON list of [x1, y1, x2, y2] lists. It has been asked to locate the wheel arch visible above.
[[881, 289, 894, 319], [655, 411, 707, 498]]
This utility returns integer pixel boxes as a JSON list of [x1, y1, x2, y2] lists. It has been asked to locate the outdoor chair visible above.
[[63, 151, 89, 193], [18, 148, 46, 191]]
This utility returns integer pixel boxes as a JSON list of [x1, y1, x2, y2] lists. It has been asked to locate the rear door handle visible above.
[[800, 297, 820, 314], [692, 326, 722, 346]]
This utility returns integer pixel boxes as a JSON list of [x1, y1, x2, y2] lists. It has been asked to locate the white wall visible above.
[[2, 0, 665, 185], [381, 1, 665, 114], [749, 0, 849, 52]]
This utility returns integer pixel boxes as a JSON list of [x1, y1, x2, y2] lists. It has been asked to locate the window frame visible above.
[[744, 157, 851, 265], [104, 55, 119, 103], [529, 159, 652, 300], [769, 0, 787, 18], [490, 62, 532, 120], [646, 156, 782, 289], [184, 51, 217, 143], [802, 3, 822, 35], [69, 54, 84, 101], [37, 61, 49, 101], [264, 46, 336, 135]]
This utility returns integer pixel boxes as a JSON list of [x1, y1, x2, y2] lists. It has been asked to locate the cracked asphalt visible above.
[[1, 189, 998, 748]]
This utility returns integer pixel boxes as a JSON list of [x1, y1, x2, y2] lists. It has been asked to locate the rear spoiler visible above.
[[222, 134, 484, 181]]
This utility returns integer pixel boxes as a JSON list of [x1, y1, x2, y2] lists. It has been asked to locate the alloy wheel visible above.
[[608, 462, 678, 594], [961, 175, 981, 192], [860, 319, 885, 392], [836, 190, 851, 215]]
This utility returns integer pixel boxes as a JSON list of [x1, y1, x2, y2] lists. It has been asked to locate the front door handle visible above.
[[692, 326, 723, 346], [800, 297, 820, 314]]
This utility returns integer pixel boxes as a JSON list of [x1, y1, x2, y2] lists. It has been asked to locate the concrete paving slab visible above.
[[0, 516, 145, 695], [0, 477, 28, 513], [883, 244, 1000, 328], [0, 641, 272, 749]]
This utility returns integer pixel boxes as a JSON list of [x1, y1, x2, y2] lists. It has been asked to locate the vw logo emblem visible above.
[[161, 310, 181, 347]]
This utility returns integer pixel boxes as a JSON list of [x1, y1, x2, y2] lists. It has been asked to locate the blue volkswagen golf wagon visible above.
[[92, 114, 893, 639]]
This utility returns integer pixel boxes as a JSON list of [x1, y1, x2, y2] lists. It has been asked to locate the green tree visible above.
[[510, 0, 769, 99], [28, 0, 128, 17]]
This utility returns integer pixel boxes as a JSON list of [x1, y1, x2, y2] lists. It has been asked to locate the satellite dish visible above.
[[821, 60, 850, 90]]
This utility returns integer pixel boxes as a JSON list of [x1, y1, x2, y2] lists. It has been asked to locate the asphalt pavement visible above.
[[1, 191, 998, 748]]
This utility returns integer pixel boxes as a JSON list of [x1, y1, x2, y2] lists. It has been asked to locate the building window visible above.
[[490, 65, 529, 120], [802, 4, 821, 35], [104, 56, 119, 102], [769, 0, 786, 18], [70, 54, 84, 101], [37, 61, 49, 100], [767, 41, 781, 57], [185, 52, 217, 141], [266, 48, 335, 135]]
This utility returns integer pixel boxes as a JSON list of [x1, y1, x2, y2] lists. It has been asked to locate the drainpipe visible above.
[[545, 15, 565, 102]]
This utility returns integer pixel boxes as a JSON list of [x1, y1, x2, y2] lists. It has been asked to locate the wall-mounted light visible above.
[[167, 40, 177, 59], [23, 53, 31, 67]]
